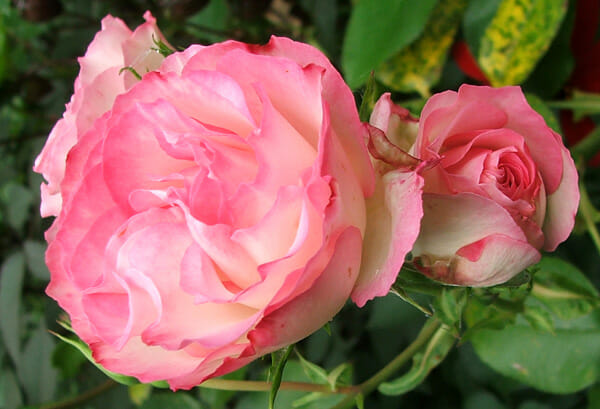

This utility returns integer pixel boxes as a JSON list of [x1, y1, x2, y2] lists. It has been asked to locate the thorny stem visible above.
[[38, 380, 118, 409], [327, 318, 441, 409], [40, 318, 441, 409]]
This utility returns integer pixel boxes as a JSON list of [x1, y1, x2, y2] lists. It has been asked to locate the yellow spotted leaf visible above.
[[478, 0, 568, 86], [376, 0, 467, 97]]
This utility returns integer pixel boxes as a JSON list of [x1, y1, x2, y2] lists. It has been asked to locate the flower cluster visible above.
[[35, 13, 579, 389]]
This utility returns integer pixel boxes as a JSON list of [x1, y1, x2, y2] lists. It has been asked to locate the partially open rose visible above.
[[370, 85, 579, 286], [33, 14, 410, 389]]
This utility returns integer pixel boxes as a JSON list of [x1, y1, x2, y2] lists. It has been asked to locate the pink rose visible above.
[[370, 85, 579, 286], [34, 11, 167, 219], [34, 14, 414, 389]]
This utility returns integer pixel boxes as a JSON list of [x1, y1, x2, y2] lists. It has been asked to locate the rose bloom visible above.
[[34, 14, 416, 389], [370, 85, 579, 286]]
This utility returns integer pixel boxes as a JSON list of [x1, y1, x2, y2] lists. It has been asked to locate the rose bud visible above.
[[370, 86, 579, 286]]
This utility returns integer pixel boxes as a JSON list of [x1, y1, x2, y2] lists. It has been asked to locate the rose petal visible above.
[[542, 146, 580, 250], [352, 169, 424, 307]]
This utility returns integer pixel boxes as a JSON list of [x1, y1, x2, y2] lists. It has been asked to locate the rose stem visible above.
[[38, 319, 440, 408], [38, 379, 117, 409], [326, 317, 441, 409]]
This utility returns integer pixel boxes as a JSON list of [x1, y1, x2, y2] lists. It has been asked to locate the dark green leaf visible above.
[[464, 390, 507, 409], [1, 369, 23, 409], [0, 252, 25, 365], [18, 322, 58, 403], [270, 345, 294, 409], [295, 351, 329, 386], [51, 328, 142, 387], [23, 240, 49, 281], [139, 392, 202, 409], [463, 0, 503, 56], [342, 0, 438, 88], [2, 183, 33, 233], [433, 287, 468, 330], [51, 341, 87, 380], [128, 383, 152, 406], [379, 324, 456, 395], [358, 72, 377, 122], [530, 257, 600, 320], [470, 325, 600, 393], [521, 298, 555, 334], [588, 383, 600, 409]]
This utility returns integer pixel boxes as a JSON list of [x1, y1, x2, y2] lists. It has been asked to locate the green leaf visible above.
[[463, 0, 503, 57], [342, 0, 438, 88], [394, 266, 445, 296], [470, 325, 600, 393], [23, 240, 49, 281], [376, 0, 467, 97], [0, 252, 25, 365], [51, 341, 87, 380], [51, 325, 146, 387], [0, 369, 23, 409], [464, 390, 507, 409], [588, 383, 600, 409], [521, 298, 555, 334], [530, 257, 600, 320], [129, 383, 152, 406], [139, 392, 202, 409], [2, 183, 33, 233], [295, 351, 329, 386], [433, 287, 469, 330], [358, 72, 378, 122], [269, 345, 294, 409], [522, 2, 574, 98], [478, 0, 568, 86], [379, 324, 456, 395], [524, 93, 561, 133], [17, 322, 58, 404]]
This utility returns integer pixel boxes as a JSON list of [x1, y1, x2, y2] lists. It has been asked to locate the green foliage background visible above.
[[1, 0, 600, 408]]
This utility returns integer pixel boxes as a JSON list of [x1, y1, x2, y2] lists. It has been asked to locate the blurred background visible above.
[[1, 0, 600, 408]]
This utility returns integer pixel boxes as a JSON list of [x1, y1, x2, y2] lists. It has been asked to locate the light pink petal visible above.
[[449, 234, 540, 286], [91, 336, 202, 384], [412, 193, 539, 285], [542, 146, 580, 250], [180, 243, 237, 303], [258, 36, 374, 196], [235, 178, 330, 310], [248, 226, 362, 353], [413, 193, 528, 257], [53, 165, 127, 289], [102, 104, 195, 211], [122, 11, 168, 88], [352, 170, 424, 307], [77, 15, 130, 87], [456, 85, 564, 193], [216, 48, 325, 146], [370, 93, 418, 151], [167, 342, 251, 390], [232, 185, 304, 266], [184, 213, 259, 289]]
